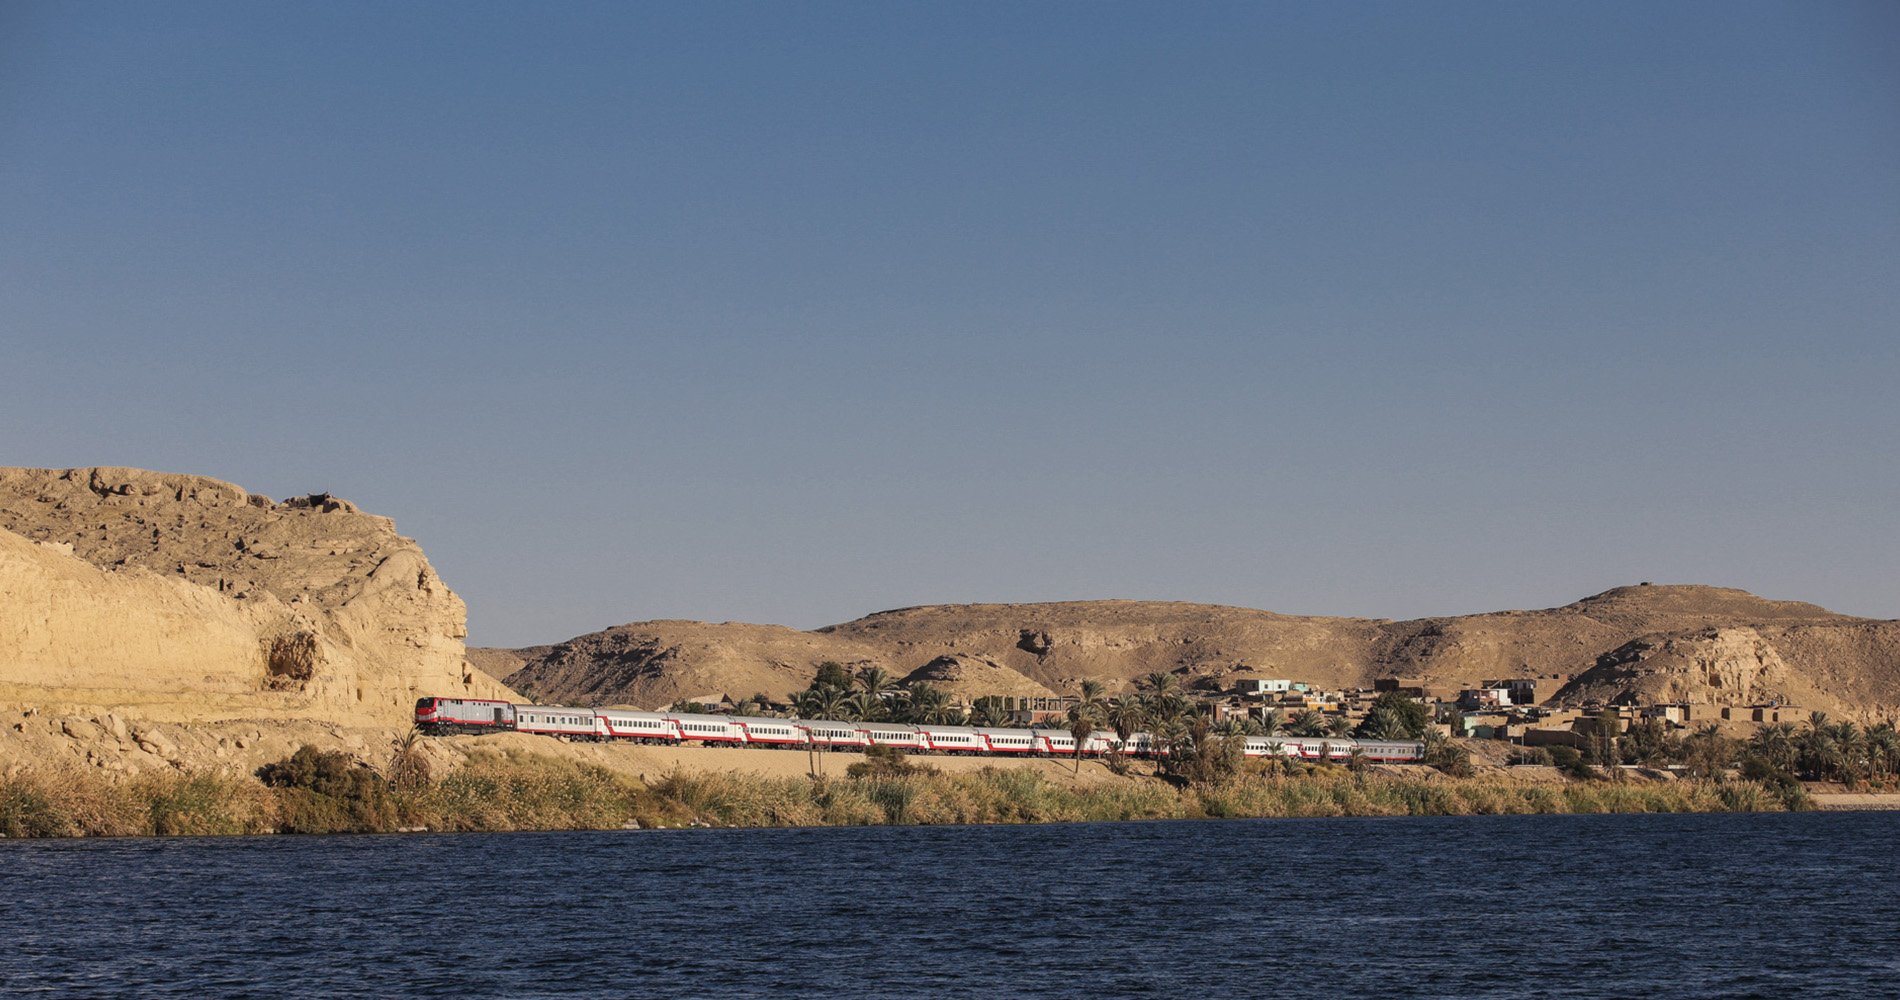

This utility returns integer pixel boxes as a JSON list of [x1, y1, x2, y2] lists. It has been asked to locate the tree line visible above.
[[1512, 709, 1900, 788], [667, 665, 1465, 782]]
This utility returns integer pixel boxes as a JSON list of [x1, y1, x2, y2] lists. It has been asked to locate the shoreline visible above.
[[8, 738, 1883, 839]]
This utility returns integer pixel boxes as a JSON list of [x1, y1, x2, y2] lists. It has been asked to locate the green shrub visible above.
[[1160, 718, 1245, 786], [1546, 745, 1598, 779], [258, 745, 394, 834]]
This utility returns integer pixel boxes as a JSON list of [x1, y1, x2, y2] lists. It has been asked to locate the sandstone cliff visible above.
[[494, 586, 1900, 720], [0, 467, 514, 726]]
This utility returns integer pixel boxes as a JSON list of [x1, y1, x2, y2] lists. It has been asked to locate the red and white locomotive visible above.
[[415, 697, 1426, 762]]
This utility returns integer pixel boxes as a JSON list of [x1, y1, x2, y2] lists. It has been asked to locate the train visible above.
[[414, 696, 1427, 763]]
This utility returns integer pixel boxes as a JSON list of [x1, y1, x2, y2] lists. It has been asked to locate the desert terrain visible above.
[[490, 588, 1898, 722], [3, 466, 1897, 816]]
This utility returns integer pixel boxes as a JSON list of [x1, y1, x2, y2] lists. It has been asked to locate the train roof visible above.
[[666, 712, 741, 725]]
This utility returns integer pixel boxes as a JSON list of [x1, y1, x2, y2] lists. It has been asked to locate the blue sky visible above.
[[4, 2, 1896, 644]]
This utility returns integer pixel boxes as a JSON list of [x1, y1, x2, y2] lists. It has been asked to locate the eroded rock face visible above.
[[1560, 627, 1799, 706], [0, 467, 514, 725]]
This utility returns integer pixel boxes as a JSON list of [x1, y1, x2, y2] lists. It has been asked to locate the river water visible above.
[[2, 811, 1897, 998]]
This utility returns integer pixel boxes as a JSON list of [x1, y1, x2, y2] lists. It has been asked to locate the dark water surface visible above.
[[3, 812, 1898, 999]]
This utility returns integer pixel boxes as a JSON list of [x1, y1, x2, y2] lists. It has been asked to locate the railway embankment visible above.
[[1, 717, 1837, 838]]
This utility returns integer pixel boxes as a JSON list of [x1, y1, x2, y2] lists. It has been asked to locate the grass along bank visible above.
[[1, 743, 1814, 838]]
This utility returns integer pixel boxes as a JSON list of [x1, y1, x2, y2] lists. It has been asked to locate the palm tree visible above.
[[388, 725, 431, 791], [928, 703, 968, 725], [844, 692, 886, 723], [1275, 739, 1304, 775], [794, 684, 849, 722], [1831, 720, 1868, 785], [730, 694, 770, 718], [857, 667, 898, 697], [1142, 672, 1179, 699], [1328, 715, 1355, 738], [1066, 703, 1101, 776], [1257, 708, 1286, 738], [1796, 712, 1874, 782], [1418, 728, 1473, 776], [1749, 722, 1799, 772], [1154, 715, 1192, 758], [1622, 718, 1677, 767], [1078, 679, 1108, 709], [1798, 718, 1841, 782], [1358, 706, 1410, 741], [1150, 693, 1191, 726], [904, 683, 957, 724], [1867, 722, 1900, 781], [1107, 699, 1148, 754], [1289, 710, 1327, 737], [971, 699, 1011, 728]]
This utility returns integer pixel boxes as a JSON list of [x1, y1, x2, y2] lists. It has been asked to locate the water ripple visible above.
[[1, 813, 1897, 998]]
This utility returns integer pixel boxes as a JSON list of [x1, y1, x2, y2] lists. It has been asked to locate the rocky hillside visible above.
[[0, 467, 514, 727], [492, 586, 1899, 719]]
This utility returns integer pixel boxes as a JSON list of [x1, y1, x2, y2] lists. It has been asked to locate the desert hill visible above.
[[492, 585, 1899, 719], [0, 467, 514, 727], [6, 465, 1894, 730]]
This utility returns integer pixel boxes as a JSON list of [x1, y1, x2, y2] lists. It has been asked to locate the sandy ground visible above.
[[1, 711, 1156, 787], [0, 712, 1465, 789], [14, 713, 1899, 810], [1806, 791, 1900, 810], [439, 731, 1160, 786]]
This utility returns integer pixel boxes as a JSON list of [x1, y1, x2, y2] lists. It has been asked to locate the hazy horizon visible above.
[[5, 3, 1896, 645]]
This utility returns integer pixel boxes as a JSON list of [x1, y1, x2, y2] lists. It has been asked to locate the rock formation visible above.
[[901, 654, 1060, 701], [498, 620, 883, 709], [1555, 627, 1808, 706], [9, 465, 1892, 727], [0, 467, 514, 726]]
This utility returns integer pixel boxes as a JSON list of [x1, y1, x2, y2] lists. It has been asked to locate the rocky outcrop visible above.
[[503, 620, 884, 709], [0, 467, 514, 726], [1554, 627, 1811, 707], [492, 585, 1900, 719], [901, 654, 1060, 700]]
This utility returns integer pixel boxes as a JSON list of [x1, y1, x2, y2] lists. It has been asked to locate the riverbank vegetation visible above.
[[1, 739, 1822, 839], [1508, 711, 1900, 793]]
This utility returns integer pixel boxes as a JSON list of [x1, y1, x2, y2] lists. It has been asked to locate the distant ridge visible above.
[[488, 585, 1898, 720]]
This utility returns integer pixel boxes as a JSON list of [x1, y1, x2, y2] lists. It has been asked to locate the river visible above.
[[3, 811, 1897, 998]]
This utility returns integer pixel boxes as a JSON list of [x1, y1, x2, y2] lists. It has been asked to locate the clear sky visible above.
[[4, 2, 1896, 645]]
